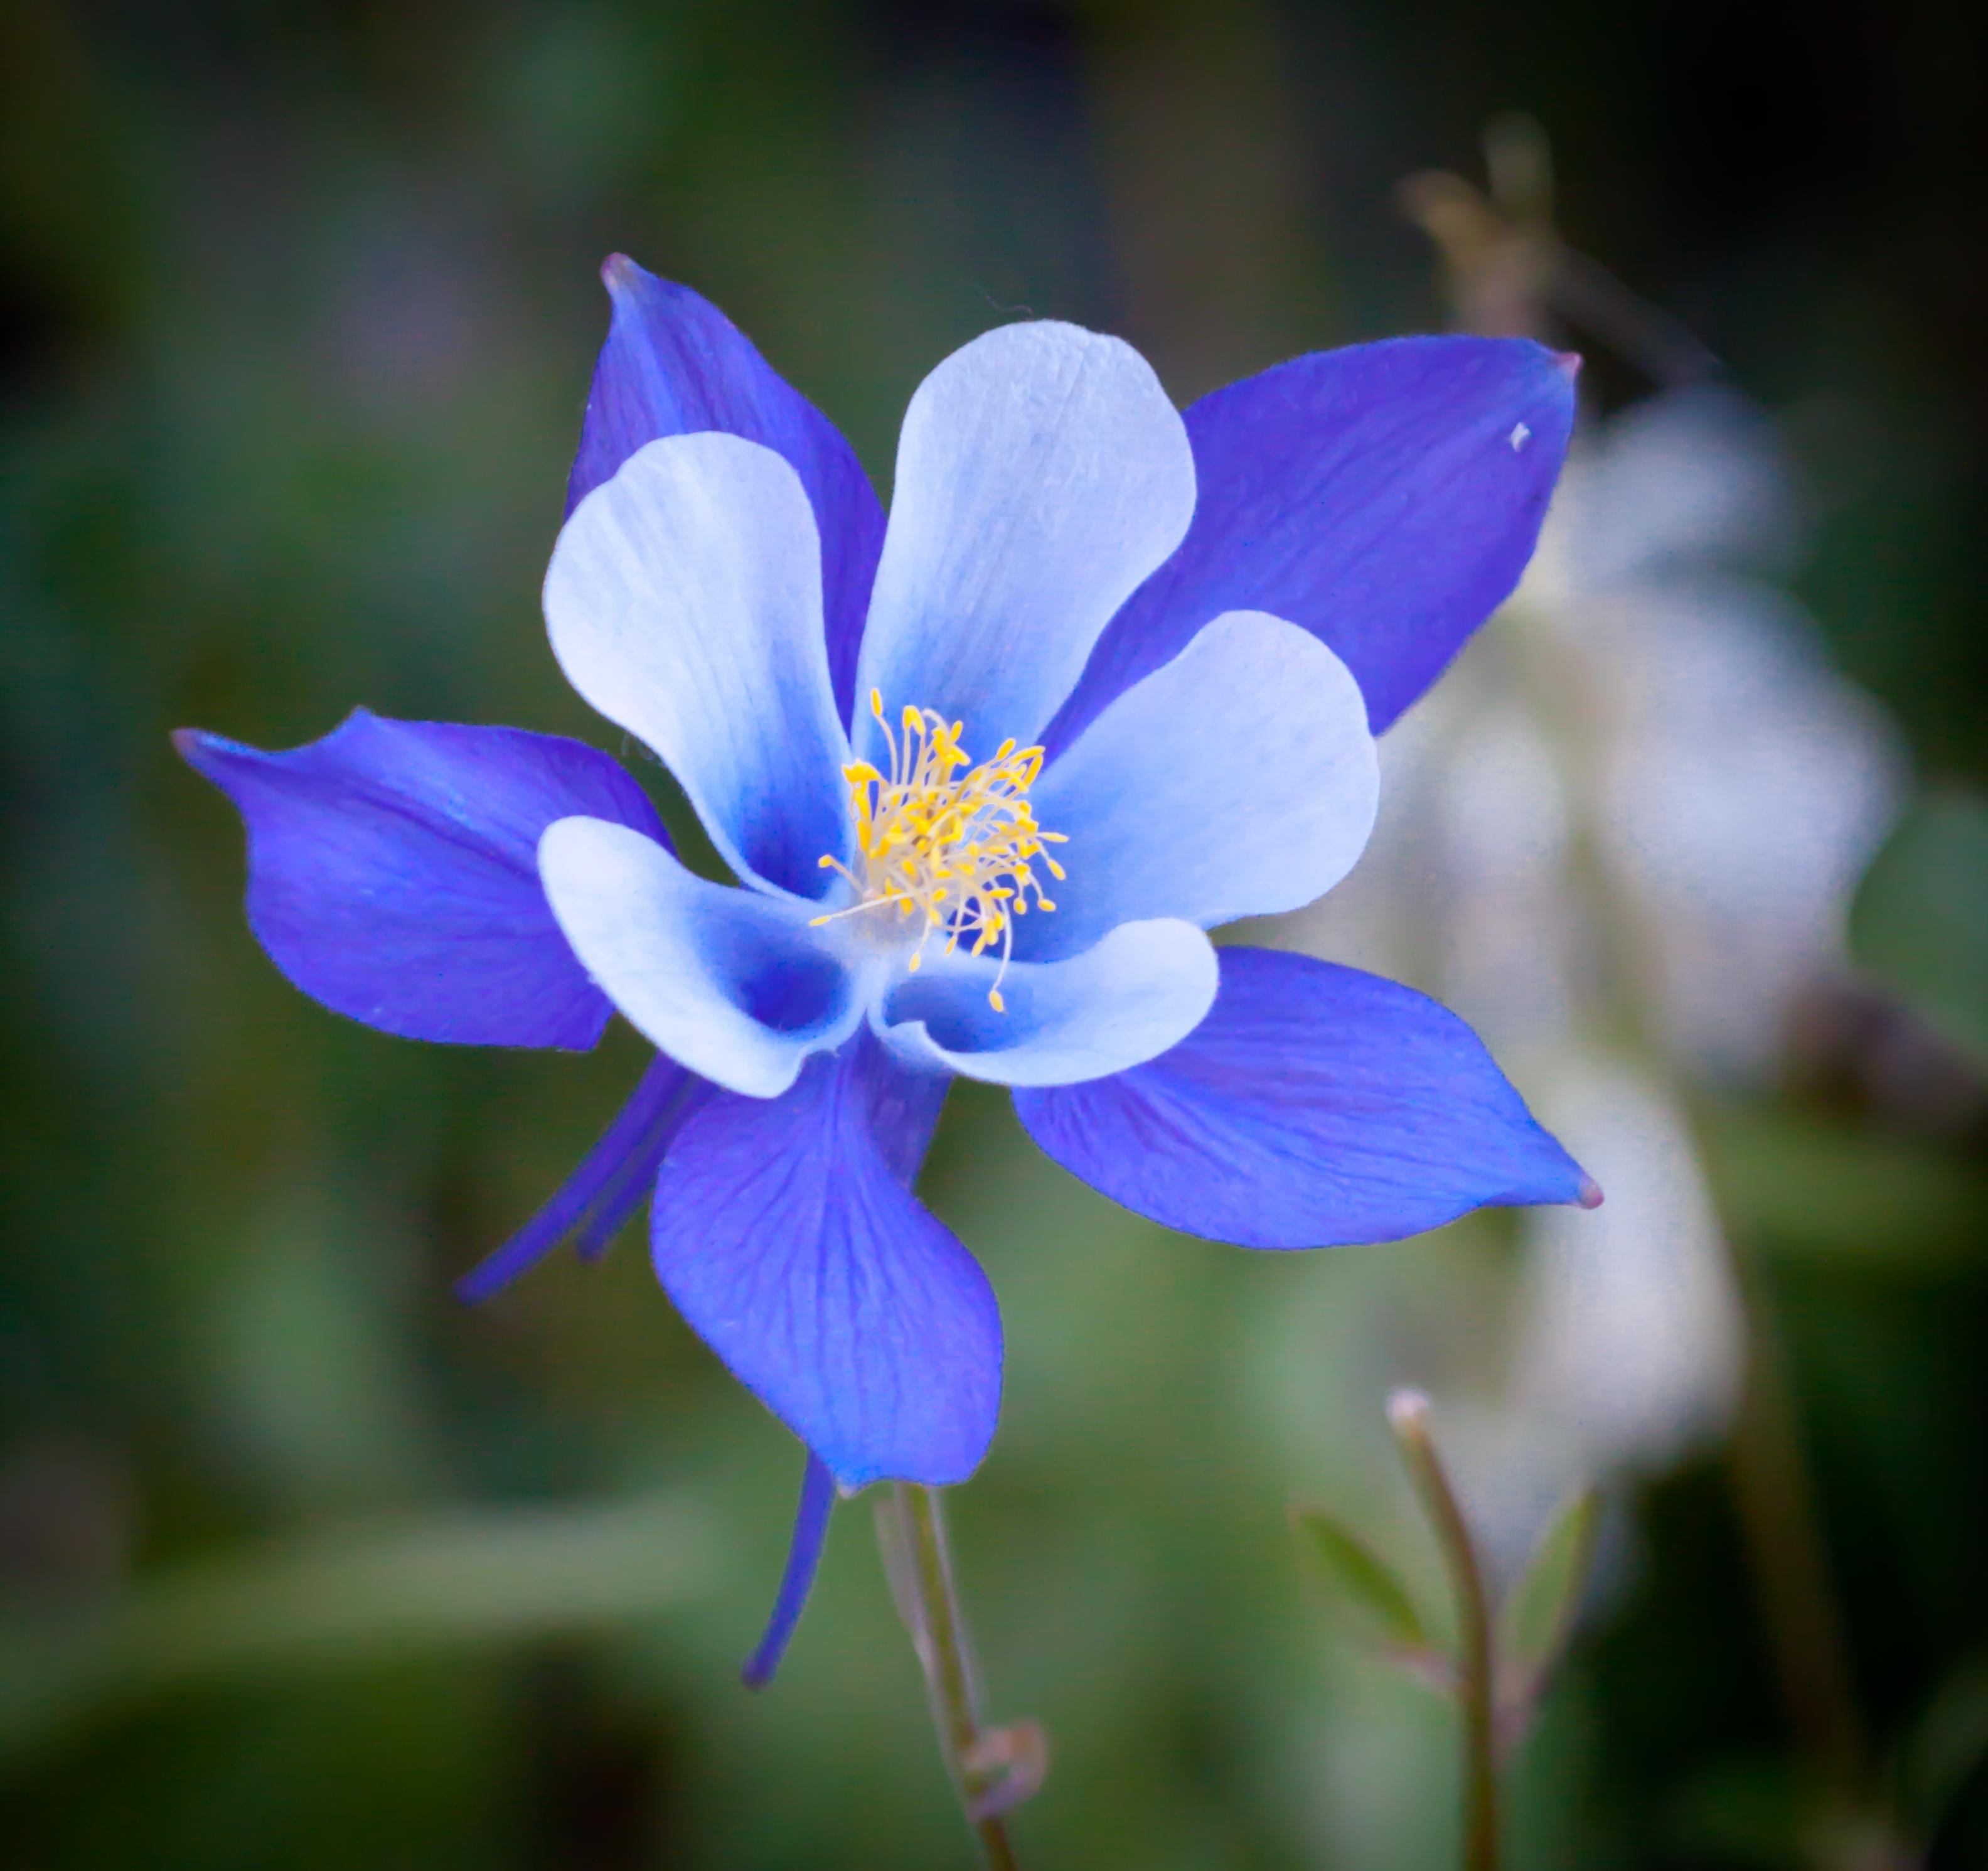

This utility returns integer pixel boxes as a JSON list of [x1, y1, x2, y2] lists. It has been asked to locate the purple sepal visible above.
[[567, 256, 884, 725], [1014, 947, 1595, 1248], [650, 1036, 995, 1492], [1045, 336, 1576, 752], [741, 1452, 836, 1688], [456, 1053, 712, 1302], [176, 710, 669, 1050]]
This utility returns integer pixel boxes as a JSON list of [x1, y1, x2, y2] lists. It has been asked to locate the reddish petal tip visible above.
[[1555, 350, 1584, 380], [1578, 1177, 1605, 1210]]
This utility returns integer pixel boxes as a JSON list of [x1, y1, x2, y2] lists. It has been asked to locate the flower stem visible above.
[[877, 1483, 1023, 1871], [1389, 1390, 1500, 1871]]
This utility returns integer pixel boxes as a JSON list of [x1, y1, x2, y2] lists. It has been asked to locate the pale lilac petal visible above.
[[855, 321, 1195, 761], [537, 818, 860, 1100], [1023, 611, 1377, 960], [568, 257, 883, 722], [545, 434, 852, 899]]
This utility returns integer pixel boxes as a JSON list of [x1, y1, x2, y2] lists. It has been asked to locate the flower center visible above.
[[811, 689, 1066, 1011]]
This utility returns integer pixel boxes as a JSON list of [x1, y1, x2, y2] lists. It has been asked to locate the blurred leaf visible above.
[[1291, 1504, 1433, 1654], [1505, 1488, 1599, 1675], [1697, 1099, 1988, 1268], [1677, 1759, 1919, 1869], [0, 1490, 717, 1762], [205, 1180, 442, 1513], [1851, 790, 1988, 1071], [1673, 1759, 1814, 1867], [1897, 1654, 1988, 1835]]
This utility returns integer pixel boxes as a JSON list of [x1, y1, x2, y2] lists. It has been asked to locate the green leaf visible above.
[[1696, 1098, 1988, 1270], [1673, 1759, 1814, 1867], [1505, 1488, 1600, 1673], [0, 1489, 718, 1764], [1898, 1656, 1988, 1835], [1851, 789, 1988, 1072], [1291, 1504, 1431, 1653]]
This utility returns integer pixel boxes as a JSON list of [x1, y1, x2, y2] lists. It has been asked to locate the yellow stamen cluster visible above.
[[811, 691, 1067, 1011]]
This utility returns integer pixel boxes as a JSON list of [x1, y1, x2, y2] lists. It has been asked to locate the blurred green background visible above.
[[3, 2, 1985, 1867]]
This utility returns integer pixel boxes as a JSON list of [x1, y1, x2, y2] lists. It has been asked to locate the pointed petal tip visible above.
[[1555, 350, 1584, 380], [1015, 951, 1607, 1250], [601, 252, 644, 294], [173, 726, 245, 785], [1578, 1175, 1606, 1210], [174, 714, 662, 1051]]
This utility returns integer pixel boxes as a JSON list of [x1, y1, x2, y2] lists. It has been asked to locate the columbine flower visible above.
[[178, 256, 1596, 1680]]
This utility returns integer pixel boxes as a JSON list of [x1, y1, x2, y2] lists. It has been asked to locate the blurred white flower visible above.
[[1544, 385, 1801, 590], [1267, 382, 1902, 1499], [1509, 1054, 1743, 1471], [1527, 387, 1909, 1078]]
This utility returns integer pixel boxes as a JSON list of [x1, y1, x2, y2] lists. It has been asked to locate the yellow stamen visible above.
[[808, 700, 1064, 1011]]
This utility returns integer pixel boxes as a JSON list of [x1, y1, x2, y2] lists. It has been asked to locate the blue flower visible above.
[[177, 255, 1596, 1681]]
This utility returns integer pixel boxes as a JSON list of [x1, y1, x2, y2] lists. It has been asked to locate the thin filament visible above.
[[812, 691, 1065, 1011]]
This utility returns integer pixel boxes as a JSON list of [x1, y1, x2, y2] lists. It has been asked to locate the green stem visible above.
[[1390, 1391, 1499, 1871], [879, 1484, 1022, 1871], [1724, 1241, 1873, 1794]]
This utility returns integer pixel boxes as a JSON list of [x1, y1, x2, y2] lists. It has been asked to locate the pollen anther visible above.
[[809, 692, 1063, 1011]]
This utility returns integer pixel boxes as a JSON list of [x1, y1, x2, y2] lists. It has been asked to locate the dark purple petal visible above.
[[1013, 947, 1596, 1249], [741, 1452, 836, 1688], [1044, 337, 1576, 753], [650, 1037, 996, 1491], [455, 1053, 713, 1302], [176, 709, 667, 1049], [567, 256, 884, 725]]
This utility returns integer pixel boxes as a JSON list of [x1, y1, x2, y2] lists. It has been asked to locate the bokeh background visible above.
[[3, 2, 1986, 1867]]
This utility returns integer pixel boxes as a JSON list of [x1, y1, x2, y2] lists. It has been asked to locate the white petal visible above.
[[875, 918, 1217, 1087], [855, 321, 1195, 760], [538, 817, 860, 1098], [1023, 611, 1379, 959], [543, 434, 852, 900]]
